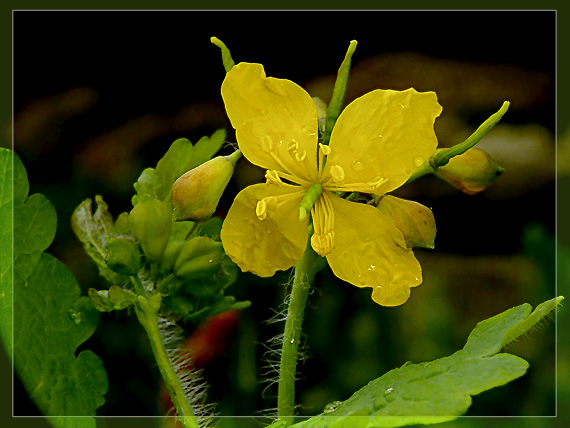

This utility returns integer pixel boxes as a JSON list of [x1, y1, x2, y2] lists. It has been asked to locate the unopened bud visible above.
[[435, 148, 504, 195], [171, 151, 241, 221], [105, 236, 141, 276], [129, 199, 172, 261], [174, 237, 225, 280], [159, 241, 185, 273]]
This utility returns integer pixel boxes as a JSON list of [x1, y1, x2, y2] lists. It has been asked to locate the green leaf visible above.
[[196, 216, 223, 241], [189, 129, 226, 170], [0, 149, 15, 354], [155, 137, 195, 200], [132, 167, 161, 206], [15, 255, 107, 427], [3, 149, 108, 426], [72, 196, 126, 285], [292, 297, 563, 428]]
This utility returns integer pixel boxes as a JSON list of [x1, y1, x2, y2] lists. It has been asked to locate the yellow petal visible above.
[[376, 195, 436, 249], [221, 63, 318, 182], [326, 194, 422, 306], [220, 183, 308, 277], [323, 88, 442, 194]]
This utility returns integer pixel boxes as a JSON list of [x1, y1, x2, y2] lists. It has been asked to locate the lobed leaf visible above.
[[1, 149, 108, 426], [72, 196, 125, 285], [292, 297, 562, 428]]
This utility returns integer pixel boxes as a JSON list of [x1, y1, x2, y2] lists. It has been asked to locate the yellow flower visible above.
[[220, 63, 442, 306]]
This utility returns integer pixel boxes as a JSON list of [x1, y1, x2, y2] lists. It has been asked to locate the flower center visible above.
[[310, 192, 335, 257]]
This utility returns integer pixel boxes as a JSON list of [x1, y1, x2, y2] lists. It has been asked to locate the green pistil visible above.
[[299, 183, 322, 221]]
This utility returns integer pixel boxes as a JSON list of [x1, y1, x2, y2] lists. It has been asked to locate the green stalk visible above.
[[136, 296, 199, 428], [277, 241, 322, 426]]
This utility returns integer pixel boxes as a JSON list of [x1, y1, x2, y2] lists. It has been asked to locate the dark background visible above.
[[6, 10, 562, 428]]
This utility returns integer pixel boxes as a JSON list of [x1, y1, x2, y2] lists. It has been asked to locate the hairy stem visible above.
[[136, 296, 199, 428], [277, 241, 321, 425]]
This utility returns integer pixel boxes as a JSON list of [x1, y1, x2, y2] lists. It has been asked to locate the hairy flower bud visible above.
[[174, 237, 225, 281], [171, 151, 241, 221], [105, 236, 141, 276], [129, 199, 172, 261], [159, 241, 185, 273], [435, 148, 504, 195]]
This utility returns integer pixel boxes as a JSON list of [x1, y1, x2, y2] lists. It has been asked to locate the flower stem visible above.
[[136, 296, 199, 428], [277, 241, 322, 426]]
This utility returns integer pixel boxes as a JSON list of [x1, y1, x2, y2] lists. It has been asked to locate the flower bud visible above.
[[174, 237, 225, 281], [129, 199, 172, 261], [171, 152, 240, 221], [435, 148, 504, 195], [105, 236, 141, 276], [159, 241, 185, 273]]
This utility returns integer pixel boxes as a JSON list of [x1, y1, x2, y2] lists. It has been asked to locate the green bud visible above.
[[435, 147, 504, 195], [115, 212, 131, 235], [129, 199, 172, 261], [159, 241, 185, 273], [89, 285, 137, 312], [171, 151, 241, 221], [105, 236, 141, 276], [174, 236, 225, 280]]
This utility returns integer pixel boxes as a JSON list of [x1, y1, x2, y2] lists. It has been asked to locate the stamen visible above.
[[310, 193, 335, 256], [319, 143, 331, 156], [255, 196, 278, 220], [256, 199, 268, 220], [329, 165, 346, 185], [261, 135, 273, 152], [367, 176, 389, 189], [324, 177, 390, 194], [265, 170, 284, 185]]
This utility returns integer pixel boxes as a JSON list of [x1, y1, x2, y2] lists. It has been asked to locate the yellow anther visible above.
[[319, 143, 331, 156], [256, 199, 268, 220], [265, 170, 284, 185], [261, 135, 273, 152], [255, 196, 278, 220], [367, 176, 388, 189], [330, 165, 346, 185]]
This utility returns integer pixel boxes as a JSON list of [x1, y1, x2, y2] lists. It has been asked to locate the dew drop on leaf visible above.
[[324, 401, 342, 413]]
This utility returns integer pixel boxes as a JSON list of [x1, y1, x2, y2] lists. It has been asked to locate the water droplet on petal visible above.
[[351, 160, 365, 172], [414, 157, 424, 167]]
